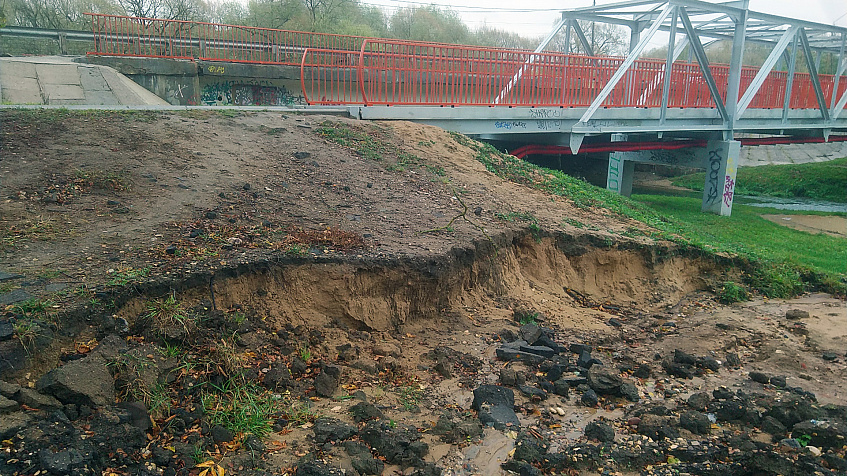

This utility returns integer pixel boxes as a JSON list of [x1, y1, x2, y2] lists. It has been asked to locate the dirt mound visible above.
[[1, 110, 845, 476]]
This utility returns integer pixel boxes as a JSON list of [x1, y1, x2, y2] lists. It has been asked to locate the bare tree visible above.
[[546, 20, 627, 56]]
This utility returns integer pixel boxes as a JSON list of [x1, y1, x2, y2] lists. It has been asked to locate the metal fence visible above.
[[303, 40, 847, 109]]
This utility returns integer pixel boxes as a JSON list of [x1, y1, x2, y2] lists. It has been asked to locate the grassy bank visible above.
[[635, 194, 846, 295], [459, 137, 846, 297], [672, 157, 847, 203]]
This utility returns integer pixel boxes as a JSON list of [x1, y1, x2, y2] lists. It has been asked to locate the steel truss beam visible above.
[[553, 0, 847, 148]]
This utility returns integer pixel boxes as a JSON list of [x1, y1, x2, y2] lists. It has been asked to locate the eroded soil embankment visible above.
[[112, 230, 721, 335]]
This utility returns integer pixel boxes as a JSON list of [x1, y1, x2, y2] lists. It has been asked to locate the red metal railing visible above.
[[88, 13, 847, 110], [304, 40, 847, 109]]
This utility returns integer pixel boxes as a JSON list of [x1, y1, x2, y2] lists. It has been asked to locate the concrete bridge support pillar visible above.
[[606, 133, 635, 196], [701, 139, 740, 216]]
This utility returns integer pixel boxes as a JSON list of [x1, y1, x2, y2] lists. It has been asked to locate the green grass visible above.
[[398, 385, 424, 411], [635, 194, 846, 295], [716, 281, 749, 304], [316, 122, 387, 161], [107, 266, 150, 286], [202, 379, 279, 438], [145, 294, 196, 337], [672, 157, 847, 203]]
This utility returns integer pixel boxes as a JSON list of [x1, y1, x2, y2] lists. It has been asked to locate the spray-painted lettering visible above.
[[201, 80, 305, 106], [705, 148, 723, 204], [607, 156, 622, 192], [723, 175, 735, 207], [528, 108, 563, 119], [494, 121, 527, 130], [535, 120, 562, 131]]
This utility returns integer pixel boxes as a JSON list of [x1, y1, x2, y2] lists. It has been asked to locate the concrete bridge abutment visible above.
[[607, 139, 741, 216]]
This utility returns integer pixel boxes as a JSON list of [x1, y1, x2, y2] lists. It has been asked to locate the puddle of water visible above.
[[736, 196, 847, 213]]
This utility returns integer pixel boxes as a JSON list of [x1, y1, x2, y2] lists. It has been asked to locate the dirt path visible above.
[[762, 214, 847, 238]]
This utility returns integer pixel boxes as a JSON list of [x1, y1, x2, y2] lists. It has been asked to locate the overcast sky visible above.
[[362, 0, 847, 39]]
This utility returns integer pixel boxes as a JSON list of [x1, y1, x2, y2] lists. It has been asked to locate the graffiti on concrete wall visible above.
[[200, 80, 305, 106], [705, 147, 723, 205]]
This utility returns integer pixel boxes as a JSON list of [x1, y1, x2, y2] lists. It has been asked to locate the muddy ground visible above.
[[0, 109, 845, 476]]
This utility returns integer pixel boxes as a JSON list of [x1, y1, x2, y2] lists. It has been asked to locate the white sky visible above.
[[361, 0, 847, 39]]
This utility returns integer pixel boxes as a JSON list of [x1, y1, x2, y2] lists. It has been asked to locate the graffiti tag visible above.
[[528, 108, 562, 119], [705, 148, 723, 205], [494, 121, 527, 130], [207, 65, 226, 74], [723, 175, 735, 207], [535, 120, 562, 131]]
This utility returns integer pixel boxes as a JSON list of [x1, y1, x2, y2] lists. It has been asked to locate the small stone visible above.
[[0, 380, 21, 398], [205, 211, 218, 219], [785, 309, 809, 320], [769, 375, 787, 388], [633, 364, 652, 379], [518, 323, 542, 345], [749, 371, 770, 384], [314, 366, 340, 398], [806, 446, 822, 456], [577, 350, 595, 369], [16, 388, 63, 411], [0, 320, 13, 341], [0, 411, 32, 439], [313, 417, 357, 444], [673, 349, 697, 365], [619, 382, 640, 402], [712, 386, 733, 400], [724, 352, 742, 368], [495, 348, 546, 365], [779, 438, 802, 450], [687, 392, 711, 411], [293, 151, 311, 160], [581, 389, 599, 407], [680, 411, 711, 435], [570, 343, 591, 354], [0, 394, 19, 414], [165, 246, 177, 255], [822, 352, 838, 361], [553, 378, 569, 397], [500, 368, 517, 387], [518, 385, 547, 401], [584, 421, 615, 442], [349, 401, 383, 423], [211, 425, 234, 443]]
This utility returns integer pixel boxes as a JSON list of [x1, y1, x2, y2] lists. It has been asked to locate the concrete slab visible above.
[[51, 99, 90, 105], [0, 76, 40, 92], [83, 90, 121, 105], [78, 67, 110, 91], [44, 84, 85, 101], [2, 88, 43, 104], [100, 67, 168, 105], [1, 61, 38, 79], [35, 63, 80, 85]]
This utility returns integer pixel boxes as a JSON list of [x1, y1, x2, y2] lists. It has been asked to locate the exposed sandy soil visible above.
[[762, 214, 847, 238], [0, 110, 845, 476]]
